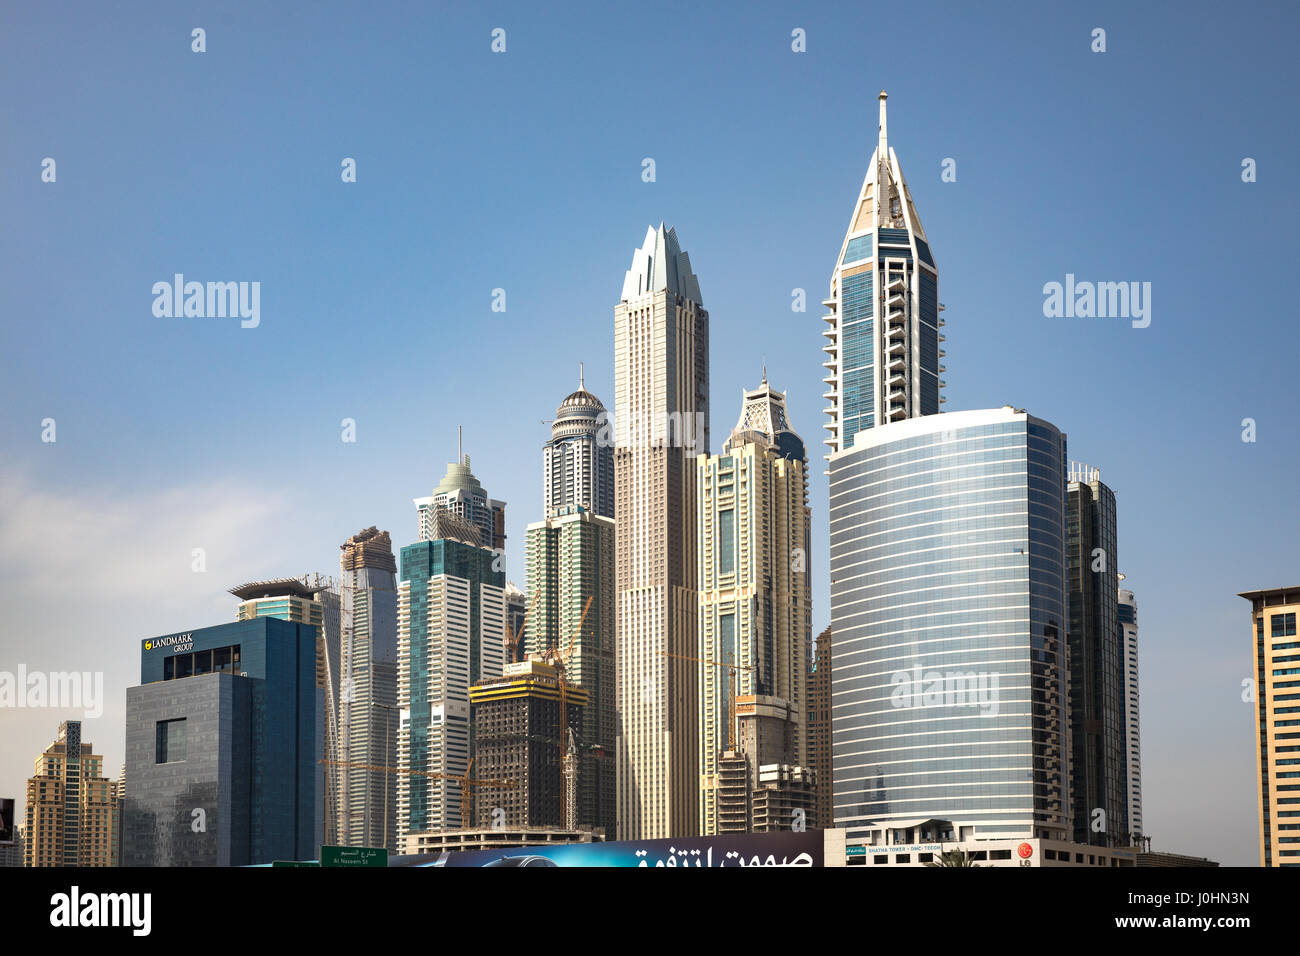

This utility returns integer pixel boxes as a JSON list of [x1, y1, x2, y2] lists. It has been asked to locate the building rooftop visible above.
[[1238, 586, 1300, 602], [620, 222, 703, 305], [229, 577, 316, 601]]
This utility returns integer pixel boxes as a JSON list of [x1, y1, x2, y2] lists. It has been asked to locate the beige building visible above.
[[1239, 585, 1300, 867], [614, 224, 709, 840], [23, 721, 117, 867], [697, 377, 811, 834]]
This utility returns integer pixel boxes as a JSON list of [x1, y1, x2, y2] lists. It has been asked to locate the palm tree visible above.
[[925, 848, 982, 867]]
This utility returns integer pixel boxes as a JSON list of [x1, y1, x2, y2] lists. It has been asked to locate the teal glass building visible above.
[[397, 517, 506, 833]]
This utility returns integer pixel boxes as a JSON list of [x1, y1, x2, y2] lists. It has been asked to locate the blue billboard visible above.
[[398, 830, 823, 867]]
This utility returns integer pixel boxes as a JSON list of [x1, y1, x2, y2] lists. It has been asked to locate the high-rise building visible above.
[[338, 527, 399, 850], [1066, 465, 1126, 846], [821, 91, 945, 460], [697, 377, 810, 834], [829, 407, 1071, 844], [231, 575, 338, 847], [545, 367, 614, 518], [397, 512, 506, 833], [714, 700, 817, 835], [808, 626, 833, 829], [1238, 585, 1300, 867], [751, 764, 817, 833], [23, 721, 117, 867], [468, 660, 589, 829], [524, 505, 616, 836], [123, 619, 319, 865], [1118, 581, 1142, 840], [415, 436, 507, 552], [614, 223, 709, 840]]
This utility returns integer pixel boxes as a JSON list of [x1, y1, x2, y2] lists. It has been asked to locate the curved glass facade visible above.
[[828, 408, 1070, 841]]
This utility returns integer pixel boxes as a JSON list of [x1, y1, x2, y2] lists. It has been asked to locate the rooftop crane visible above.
[[502, 591, 540, 663]]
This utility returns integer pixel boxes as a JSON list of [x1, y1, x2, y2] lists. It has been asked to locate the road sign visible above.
[[320, 845, 388, 867]]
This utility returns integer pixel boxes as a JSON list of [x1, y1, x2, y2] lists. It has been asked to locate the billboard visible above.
[[402, 829, 823, 867], [0, 797, 14, 846]]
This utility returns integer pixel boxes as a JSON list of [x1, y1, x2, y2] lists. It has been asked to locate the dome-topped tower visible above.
[[544, 364, 613, 518]]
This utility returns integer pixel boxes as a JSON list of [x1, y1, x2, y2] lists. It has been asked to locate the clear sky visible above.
[[2, 1, 1297, 866]]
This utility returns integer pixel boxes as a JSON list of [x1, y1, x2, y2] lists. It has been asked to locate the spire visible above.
[[878, 90, 888, 158], [579, 361, 585, 391], [458, 425, 463, 465], [762, 355, 767, 386]]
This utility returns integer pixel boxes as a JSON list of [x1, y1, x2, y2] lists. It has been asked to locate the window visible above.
[[1273, 613, 1297, 638], [718, 509, 735, 575], [156, 719, 186, 763]]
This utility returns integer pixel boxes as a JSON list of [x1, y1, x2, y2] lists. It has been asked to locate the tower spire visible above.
[[878, 90, 888, 158], [458, 425, 463, 465], [579, 361, 585, 391]]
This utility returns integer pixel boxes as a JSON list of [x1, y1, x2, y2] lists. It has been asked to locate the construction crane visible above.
[[541, 595, 593, 829], [502, 591, 540, 663], [320, 757, 514, 831], [660, 650, 754, 750]]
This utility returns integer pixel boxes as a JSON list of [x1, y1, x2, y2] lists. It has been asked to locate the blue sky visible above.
[[2, 1, 1297, 866]]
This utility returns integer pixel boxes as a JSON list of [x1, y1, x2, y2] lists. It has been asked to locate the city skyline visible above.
[[3, 2, 1298, 867]]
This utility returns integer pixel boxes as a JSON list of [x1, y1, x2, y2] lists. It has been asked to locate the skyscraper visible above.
[[468, 660, 588, 828], [338, 527, 399, 850], [696, 376, 810, 834], [808, 626, 833, 829], [614, 223, 709, 840], [828, 407, 1071, 844], [524, 505, 616, 835], [231, 575, 338, 847], [1066, 465, 1126, 846], [23, 721, 117, 867], [397, 512, 506, 833], [415, 436, 507, 552], [123, 619, 319, 866], [821, 91, 945, 459], [1238, 585, 1300, 867], [544, 367, 614, 518], [1118, 581, 1142, 840]]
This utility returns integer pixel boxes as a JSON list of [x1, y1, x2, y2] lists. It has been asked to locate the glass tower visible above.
[[396, 513, 506, 835], [1066, 467, 1127, 846], [822, 91, 945, 462], [829, 407, 1070, 842]]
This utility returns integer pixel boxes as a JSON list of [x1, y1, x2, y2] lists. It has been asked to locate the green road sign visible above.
[[272, 860, 320, 867], [320, 845, 388, 867]]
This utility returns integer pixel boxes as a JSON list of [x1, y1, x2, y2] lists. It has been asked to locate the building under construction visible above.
[[714, 696, 818, 833], [468, 660, 589, 830]]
